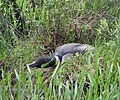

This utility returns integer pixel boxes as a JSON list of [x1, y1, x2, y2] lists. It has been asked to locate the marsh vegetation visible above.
[[0, 0, 120, 99]]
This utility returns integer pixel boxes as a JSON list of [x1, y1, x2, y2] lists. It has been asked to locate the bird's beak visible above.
[[27, 61, 36, 67], [26, 61, 36, 74]]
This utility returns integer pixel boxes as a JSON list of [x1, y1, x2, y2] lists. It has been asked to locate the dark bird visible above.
[[27, 43, 94, 68]]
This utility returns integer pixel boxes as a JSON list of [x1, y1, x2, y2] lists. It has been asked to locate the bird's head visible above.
[[27, 55, 62, 68]]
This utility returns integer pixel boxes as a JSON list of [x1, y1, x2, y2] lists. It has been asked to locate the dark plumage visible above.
[[27, 43, 94, 68], [28, 55, 62, 68]]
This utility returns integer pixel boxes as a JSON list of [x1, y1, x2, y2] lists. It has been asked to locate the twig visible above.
[[0, 47, 14, 66]]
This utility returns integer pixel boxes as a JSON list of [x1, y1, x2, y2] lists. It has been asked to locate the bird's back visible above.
[[55, 43, 94, 56]]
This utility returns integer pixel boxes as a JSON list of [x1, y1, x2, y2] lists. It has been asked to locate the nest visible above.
[[31, 53, 97, 97]]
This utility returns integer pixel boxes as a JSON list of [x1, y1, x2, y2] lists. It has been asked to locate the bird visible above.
[[27, 43, 94, 68]]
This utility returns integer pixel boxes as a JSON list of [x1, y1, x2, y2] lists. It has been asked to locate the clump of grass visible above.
[[0, 43, 120, 99]]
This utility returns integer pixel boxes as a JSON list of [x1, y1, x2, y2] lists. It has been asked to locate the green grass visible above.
[[0, 44, 119, 99], [0, 0, 120, 99]]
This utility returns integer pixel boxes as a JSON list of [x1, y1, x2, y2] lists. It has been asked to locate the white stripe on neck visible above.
[[54, 54, 73, 65], [54, 55, 60, 64]]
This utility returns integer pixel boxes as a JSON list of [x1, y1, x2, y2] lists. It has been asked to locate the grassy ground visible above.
[[0, 0, 120, 99]]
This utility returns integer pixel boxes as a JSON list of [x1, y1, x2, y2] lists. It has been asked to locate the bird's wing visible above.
[[55, 43, 94, 56], [55, 43, 82, 55], [72, 44, 94, 54]]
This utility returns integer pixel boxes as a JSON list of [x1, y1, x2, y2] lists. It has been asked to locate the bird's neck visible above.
[[42, 55, 62, 68], [54, 55, 62, 64], [28, 55, 62, 68]]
